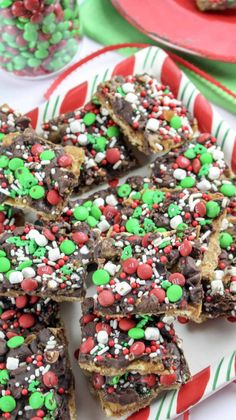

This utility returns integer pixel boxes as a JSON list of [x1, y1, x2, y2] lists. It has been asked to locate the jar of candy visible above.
[[0, 0, 82, 77]]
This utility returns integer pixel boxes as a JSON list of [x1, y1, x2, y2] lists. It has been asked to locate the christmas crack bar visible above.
[[0, 129, 84, 219], [150, 133, 236, 202], [0, 327, 76, 419], [202, 217, 236, 319], [42, 101, 140, 191], [96, 74, 196, 154], [79, 298, 184, 376], [88, 352, 190, 417], [92, 229, 204, 320], [62, 176, 226, 243], [0, 222, 99, 301]]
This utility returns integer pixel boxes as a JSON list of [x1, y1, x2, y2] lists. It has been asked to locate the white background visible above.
[[0, 36, 236, 420]]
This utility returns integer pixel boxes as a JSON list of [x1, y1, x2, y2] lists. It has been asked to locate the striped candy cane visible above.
[[26, 45, 236, 173], [126, 350, 236, 420]]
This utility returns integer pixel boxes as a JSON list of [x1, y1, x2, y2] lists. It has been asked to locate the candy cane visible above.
[[126, 350, 236, 420]]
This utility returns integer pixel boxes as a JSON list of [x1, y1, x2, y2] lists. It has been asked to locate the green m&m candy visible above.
[[200, 152, 213, 165], [0, 257, 10, 273], [93, 136, 106, 152], [180, 176, 195, 188], [7, 335, 24, 348], [107, 126, 120, 138], [0, 395, 16, 413], [40, 150, 55, 161], [184, 148, 196, 159], [90, 205, 102, 220], [220, 183, 236, 198], [0, 369, 9, 385], [219, 232, 233, 249], [170, 115, 182, 129], [142, 189, 154, 205], [73, 206, 89, 221], [206, 201, 221, 218], [128, 327, 145, 340], [29, 185, 45, 200], [83, 112, 96, 126], [125, 218, 140, 233], [117, 183, 131, 198], [92, 269, 110, 286], [166, 284, 183, 302], [60, 239, 76, 255], [87, 216, 98, 228], [8, 158, 24, 171], [45, 391, 57, 411], [0, 156, 9, 168], [29, 391, 45, 409]]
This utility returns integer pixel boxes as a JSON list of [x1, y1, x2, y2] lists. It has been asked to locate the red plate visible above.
[[112, 0, 236, 62]]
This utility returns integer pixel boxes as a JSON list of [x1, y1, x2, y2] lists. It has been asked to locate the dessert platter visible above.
[[0, 46, 235, 419]]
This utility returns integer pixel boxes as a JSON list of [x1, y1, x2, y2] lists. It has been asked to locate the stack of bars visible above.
[[0, 71, 235, 418]]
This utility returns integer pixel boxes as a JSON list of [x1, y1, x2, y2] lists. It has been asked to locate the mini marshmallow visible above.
[[80, 245, 89, 255], [7, 357, 19, 370], [106, 194, 118, 207], [213, 149, 225, 161], [122, 82, 134, 93], [77, 134, 88, 146], [97, 220, 110, 232], [173, 168, 187, 180], [125, 93, 138, 103], [214, 270, 225, 280], [93, 198, 105, 208], [146, 118, 160, 132], [196, 179, 212, 192], [230, 282, 236, 294], [70, 120, 82, 133], [9, 271, 23, 284], [208, 167, 221, 180], [104, 261, 118, 276], [34, 234, 48, 247], [48, 248, 61, 261], [211, 279, 224, 296], [97, 330, 109, 345], [115, 282, 132, 296], [22, 267, 36, 279], [94, 153, 105, 164], [144, 327, 160, 341], [170, 215, 183, 229], [48, 280, 58, 289], [27, 229, 40, 240]]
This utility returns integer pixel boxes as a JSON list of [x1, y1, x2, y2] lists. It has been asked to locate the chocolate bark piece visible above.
[[150, 133, 235, 207], [0, 327, 76, 419], [0, 104, 31, 141], [0, 296, 60, 338], [0, 129, 84, 220], [79, 297, 185, 376], [62, 176, 152, 235], [0, 222, 97, 301], [196, 0, 236, 10], [65, 176, 226, 244], [202, 217, 236, 319], [89, 348, 190, 417], [96, 74, 196, 154], [92, 229, 204, 320], [42, 101, 140, 191]]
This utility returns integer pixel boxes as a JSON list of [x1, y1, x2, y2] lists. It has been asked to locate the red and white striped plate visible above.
[[25, 46, 236, 420], [27, 46, 236, 173]]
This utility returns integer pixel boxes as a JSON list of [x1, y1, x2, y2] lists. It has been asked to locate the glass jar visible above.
[[0, 0, 82, 77]]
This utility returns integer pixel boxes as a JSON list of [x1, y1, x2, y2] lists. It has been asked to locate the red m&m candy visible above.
[[122, 258, 139, 274], [98, 290, 115, 307], [80, 337, 95, 354], [137, 264, 153, 280], [168, 273, 186, 286]]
